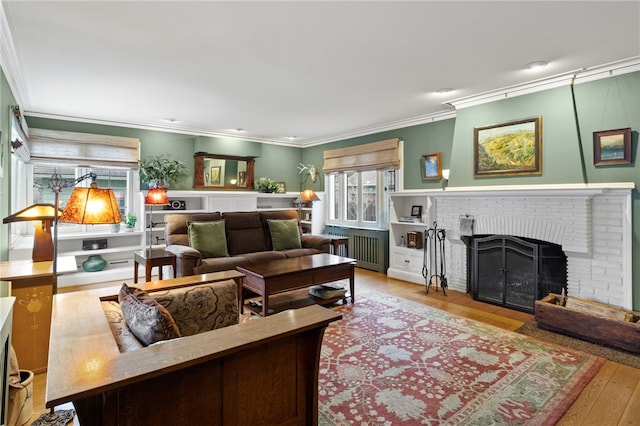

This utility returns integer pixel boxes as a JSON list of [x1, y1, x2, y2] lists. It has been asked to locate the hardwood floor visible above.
[[27, 268, 639, 425]]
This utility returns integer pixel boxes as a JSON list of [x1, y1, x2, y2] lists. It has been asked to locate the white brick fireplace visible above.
[[424, 183, 634, 309]]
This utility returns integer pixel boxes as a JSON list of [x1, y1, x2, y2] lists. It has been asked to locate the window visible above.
[[11, 159, 138, 237], [327, 169, 396, 228]]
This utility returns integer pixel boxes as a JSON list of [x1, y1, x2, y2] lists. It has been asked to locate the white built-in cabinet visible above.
[[387, 191, 431, 285]]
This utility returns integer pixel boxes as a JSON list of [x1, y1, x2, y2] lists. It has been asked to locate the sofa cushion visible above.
[[118, 284, 181, 346], [260, 210, 301, 250], [187, 220, 229, 258], [243, 251, 287, 264], [102, 300, 145, 352], [194, 256, 251, 275], [151, 280, 239, 336], [222, 211, 268, 255], [165, 212, 222, 247], [267, 219, 302, 250]]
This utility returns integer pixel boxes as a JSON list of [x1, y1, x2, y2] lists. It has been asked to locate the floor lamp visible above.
[[49, 171, 122, 294], [144, 187, 169, 253]]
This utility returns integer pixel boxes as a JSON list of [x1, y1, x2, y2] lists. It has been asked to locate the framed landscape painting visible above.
[[593, 127, 631, 166], [474, 116, 542, 177]]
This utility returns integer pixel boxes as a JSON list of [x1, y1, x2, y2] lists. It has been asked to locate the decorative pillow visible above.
[[187, 220, 229, 258], [118, 284, 181, 346], [267, 218, 302, 251]]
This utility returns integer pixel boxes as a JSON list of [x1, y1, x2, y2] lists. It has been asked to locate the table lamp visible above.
[[2, 203, 62, 262], [144, 187, 169, 252]]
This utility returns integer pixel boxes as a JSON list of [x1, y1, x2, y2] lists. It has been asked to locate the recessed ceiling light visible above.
[[161, 118, 178, 123], [524, 61, 549, 71], [286, 136, 297, 140], [435, 88, 454, 95], [232, 128, 245, 132]]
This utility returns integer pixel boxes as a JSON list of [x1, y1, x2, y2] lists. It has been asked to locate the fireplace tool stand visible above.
[[422, 221, 448, 295]]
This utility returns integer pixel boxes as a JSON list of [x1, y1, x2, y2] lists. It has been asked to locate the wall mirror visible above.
[[193, 153, 255, 190]]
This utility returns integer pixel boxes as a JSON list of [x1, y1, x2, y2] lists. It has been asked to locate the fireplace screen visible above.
[[468, 235, 567, 313]]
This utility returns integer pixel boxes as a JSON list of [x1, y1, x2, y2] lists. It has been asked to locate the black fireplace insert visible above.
[[467, 235, 567, 313]]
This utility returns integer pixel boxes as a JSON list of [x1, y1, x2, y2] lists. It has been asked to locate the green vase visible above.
[[82, 255, 107, 272]]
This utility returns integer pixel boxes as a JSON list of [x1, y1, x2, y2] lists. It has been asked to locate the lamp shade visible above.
[[145, 187, 169, 205], [59, 183, 123, 224], [2, 203, 61, 223], [3, 203, 62, 262], [300, 189, 320, 202]]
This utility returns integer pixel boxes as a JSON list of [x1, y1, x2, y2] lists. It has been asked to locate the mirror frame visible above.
[[193, 153, 255, 190]]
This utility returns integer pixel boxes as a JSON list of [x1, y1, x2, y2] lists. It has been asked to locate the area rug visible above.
[[516, 318, 640, 369], [31, 409, 75, 426], [318, 291, 604, 425]]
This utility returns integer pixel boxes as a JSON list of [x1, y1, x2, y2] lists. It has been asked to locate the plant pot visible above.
[[82, 255, 107, 272], [110, 223, 121, 233], [124, 226, 135, 232], [8, 369, 34, 426]]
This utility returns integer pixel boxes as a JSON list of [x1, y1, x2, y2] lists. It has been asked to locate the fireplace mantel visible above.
[[403, 182, 635, 197]]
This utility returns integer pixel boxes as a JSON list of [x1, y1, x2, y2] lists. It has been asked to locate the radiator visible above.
[[324, 226, 389, 273]]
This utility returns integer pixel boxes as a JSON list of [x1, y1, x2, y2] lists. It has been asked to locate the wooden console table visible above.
[[0, 256, 76, 373]]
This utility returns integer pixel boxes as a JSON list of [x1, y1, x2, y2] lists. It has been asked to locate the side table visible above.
[[322, 235, 349, 257], [134, 249, 177, 283]]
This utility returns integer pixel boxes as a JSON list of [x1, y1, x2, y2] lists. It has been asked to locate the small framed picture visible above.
[[421, 152, 442, 180], [593, 128, 631, 166], [275, 181, 286, 193], [411, 205, 422, 217]]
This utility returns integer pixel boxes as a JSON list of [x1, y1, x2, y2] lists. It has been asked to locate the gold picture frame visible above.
[[474, 116, 542, 177], [275, 181, 286, 193], [421, 152, 442, 180]]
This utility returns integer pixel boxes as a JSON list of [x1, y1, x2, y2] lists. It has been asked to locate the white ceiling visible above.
[[2, 1, 639, 146]]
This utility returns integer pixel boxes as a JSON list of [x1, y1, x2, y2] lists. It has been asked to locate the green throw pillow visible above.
[[268, 218, 302, 251], [187, 220, 229, 258]]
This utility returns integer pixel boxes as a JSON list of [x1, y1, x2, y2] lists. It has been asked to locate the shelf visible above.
[[63, 245, 143, 257], [391, 221, 428, 227]]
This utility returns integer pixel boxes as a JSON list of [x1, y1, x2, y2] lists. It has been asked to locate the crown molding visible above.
[[446, 57, 640, 110], [0, 2, 29, 108], [299, 109, 457, 147]]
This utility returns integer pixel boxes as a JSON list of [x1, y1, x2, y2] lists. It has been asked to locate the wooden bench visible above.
[[46, 272, 342, 425]]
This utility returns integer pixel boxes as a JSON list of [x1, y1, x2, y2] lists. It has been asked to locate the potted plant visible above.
[[255, 177, 280, 193], [123, 212, 137, 231], [139, 154, 188, 188]]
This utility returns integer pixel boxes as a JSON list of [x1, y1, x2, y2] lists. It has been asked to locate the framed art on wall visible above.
[[421, 152, 442, 180], [210, 166, 221, 185], [275, 181, 286, 193], [474, 116, 542, 177], [593, 127, 631, 166]]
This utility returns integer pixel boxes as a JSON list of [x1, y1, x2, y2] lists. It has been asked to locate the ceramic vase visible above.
[[82, 254, 107, 272]]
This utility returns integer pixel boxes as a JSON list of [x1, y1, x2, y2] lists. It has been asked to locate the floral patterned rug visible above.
[[318, 291, 604, 425]]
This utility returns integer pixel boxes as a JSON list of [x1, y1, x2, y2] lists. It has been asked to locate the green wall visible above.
[[302, 118, 456, 192], [23, 117, 303, 190], [0, 69, 17, 262]]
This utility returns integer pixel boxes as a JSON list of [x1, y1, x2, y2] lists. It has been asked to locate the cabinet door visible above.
[[390, 248, 424, 273]]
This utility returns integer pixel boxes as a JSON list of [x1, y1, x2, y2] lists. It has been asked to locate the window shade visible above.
[[322, 138, 401, 173], [27, 128, 140, 167]]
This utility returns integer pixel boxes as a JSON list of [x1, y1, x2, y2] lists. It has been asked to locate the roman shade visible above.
[[26, 128, 140, 167], [322, 138, 401, 173]]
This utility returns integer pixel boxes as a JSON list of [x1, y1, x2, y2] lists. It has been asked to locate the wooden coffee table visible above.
[[236, 253, 355, 316]]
